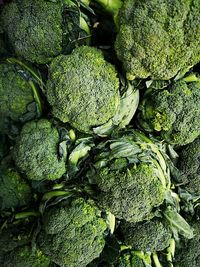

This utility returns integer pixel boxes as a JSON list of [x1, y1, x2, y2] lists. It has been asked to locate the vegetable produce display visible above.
[[0, 0, 200, 266]]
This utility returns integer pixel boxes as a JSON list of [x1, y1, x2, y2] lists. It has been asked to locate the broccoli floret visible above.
[[47, 46, 139, 134], [0, 168, 32, 210], [46, 46, 119, 133], [118, 251, 145, 267], [175, 220, 200, 267], [0, 220, 51, 267], [87, 130, 169, 222], [121, 219, 171, 252], [115, 0, 200, 80], [2, 246, 51, 267], [37, 197, 107, 267], [137, 75, 200, 145], [177, 138, 200, 194], [0, 62, 42, 133], [13, 119, 66, 181], [1, 0, 90, 64]]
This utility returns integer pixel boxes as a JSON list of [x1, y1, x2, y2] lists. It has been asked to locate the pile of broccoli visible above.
[[0, 0, 200, 266]]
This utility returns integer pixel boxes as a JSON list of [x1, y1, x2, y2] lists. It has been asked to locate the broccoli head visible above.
[[0, 61, 42, 133], [13, 119, 66, 181], [0, 220, 51, 267], [115, 0, 200, 80], [1, 0, 90, 64], [175, 220, 200, 267], [47, 46, 139, 134], [137, 75, 200, 145], [177, 138, 200, 194], [87, 129, 170, 222], [46, 46, 119, 133], [0, 168, 32, 210], [2, 246, 51, 267], [117, 250, 145, 267], [37, 197, 107, 267], [121, 219, 171, 253]]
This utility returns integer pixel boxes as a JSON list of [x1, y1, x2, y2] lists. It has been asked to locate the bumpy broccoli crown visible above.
[[175, 221, 200, 267], [0, 168, 32, 210], [138, 77, 200, 145], [118, 251, 145, 267], [0, 63, 41, 132], [47, 46, 120, 133], [38, 197, 107, 267], [1, 0, 62, 64], [121, 219, 171, 252], [87, 130, 169, 222], [177, 138, 200, 194], [2, 246, 51, 267], [1, 0, 90, 64], [115, 0, 200, 80], [13, 119, 66, 181]]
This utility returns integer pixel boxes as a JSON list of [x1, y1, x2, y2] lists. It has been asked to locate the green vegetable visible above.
[[37, 197, 107, 267], [177, 138, 200, 194], [0, 168, 32, 210], [1, 0, 91, 64], [0, 220, 51, 267], [2, 246, 51, 267], [86, 129, 170, 222], [121, 219, 172, 252], [13, 119, 66, 181], [47, 46, 139, 134], [0, 61, 42, 134], [115, 0, 200, 80], [174, 221, 200, 267], [137, 74, 200, 145]]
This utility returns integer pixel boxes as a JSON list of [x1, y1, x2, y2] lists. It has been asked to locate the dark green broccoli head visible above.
[[138, 76, 200, 145], [121, 219, 171, 252], [47, 46, 120, 133], [38, 197, 107, 267], [1, 0, 90, 64], [177, 138, 200, 194], [115, 0, 200, 80], [2, 246, 51, 267], [0, 62, 42, 133], [0, 168, 32, 210], [0, 220, 51, 267], [13, 119, 66, 181], [175, 220, 200, 267], [87, 130, 169, 222]]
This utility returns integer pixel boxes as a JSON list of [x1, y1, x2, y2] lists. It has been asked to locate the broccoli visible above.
[[0, 220, 51, 267], [137, 74, 200, 145], [117, 250, 145, 267], [47, 46, 139, 134], [1, 0, 91, 64], [86, 129, 170, 222], [121, 219, 171, 253], [0, 61, 43, 133], [114, 0, 200, 80], [177, 138, 200, 194], [174, 220, 200, 267], [2, 246, 51, 267], [0, 168, 32, 210], [37, 197, 107, 267], [13, 119, 66, 181]]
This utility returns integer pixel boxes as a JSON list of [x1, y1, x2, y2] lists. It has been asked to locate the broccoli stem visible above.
[[15, 211, 40, 219], [152, 252, 163, 267], [94, 0, 122, 16], [166, 239, 175, 267]]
